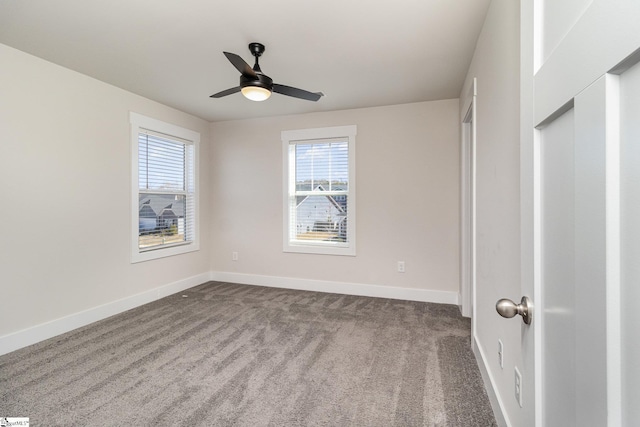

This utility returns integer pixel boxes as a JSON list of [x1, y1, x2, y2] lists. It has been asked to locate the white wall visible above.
[[0, 43, 461, 353], [0, 44, 211, 349], [459, 0, 522, 425], [210, 100, 460, 299]]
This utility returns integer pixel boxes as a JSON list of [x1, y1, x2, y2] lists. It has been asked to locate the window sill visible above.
[[283, 241, 356, 256], [131, 241, 199, 263]]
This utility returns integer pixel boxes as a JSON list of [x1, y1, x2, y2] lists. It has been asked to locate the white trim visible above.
[[532, 0, 543, 73], [130, 112, 200, 263], [130, 113, 200, 143], [532, 127, 543, 427], [282, 125, 357, 256], [470, 80, 477, 345], [460, 78, 477, 320], [0, 272, 211, 356], [604, 73, 622, 427], [1, 270, 461, 356], [473, 336, 511, 427], [522, 2, 540, 425], [210, 271, 458, 305]]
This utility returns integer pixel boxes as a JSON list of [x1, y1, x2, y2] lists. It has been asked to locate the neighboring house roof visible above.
[[295, 185, 345, 213], [159, 207, 178, 220], [138, 194, 185, 218], [139, 204, 156, 218]]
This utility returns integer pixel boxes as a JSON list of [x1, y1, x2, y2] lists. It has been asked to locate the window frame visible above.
[[282, 125, 357, 256], [130, 112, 200, 263]]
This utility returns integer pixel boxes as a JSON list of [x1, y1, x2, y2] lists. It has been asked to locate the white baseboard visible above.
[[0, 272, 211, 356], [1, 271, 458, 356], [210, 271, 459, 305], [473, 335, 510, 427]]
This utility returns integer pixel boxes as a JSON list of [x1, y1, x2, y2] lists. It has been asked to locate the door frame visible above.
[[460, 78, 477, 327], [519, 1, 538, 424]]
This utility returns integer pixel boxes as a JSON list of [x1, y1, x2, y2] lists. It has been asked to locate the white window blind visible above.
[[138, 130, 195, 251], [282, 125, 356, 256], [290, 139, 349, 243]]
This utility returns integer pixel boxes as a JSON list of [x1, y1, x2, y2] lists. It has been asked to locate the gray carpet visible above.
[[0, 281, 496, 426]]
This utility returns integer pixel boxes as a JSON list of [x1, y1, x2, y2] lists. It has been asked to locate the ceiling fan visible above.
[[210, 42, 324, 102]]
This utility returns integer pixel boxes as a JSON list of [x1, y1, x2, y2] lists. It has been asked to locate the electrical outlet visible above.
[[397, 261, 405, 273], [498, 339, 504, 369], [232, 251, 238, 261], [515, 367, 523, 407]]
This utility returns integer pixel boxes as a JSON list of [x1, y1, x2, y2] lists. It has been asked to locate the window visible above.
[[282, 125, 356, 256], [130, 112, 199, 263]]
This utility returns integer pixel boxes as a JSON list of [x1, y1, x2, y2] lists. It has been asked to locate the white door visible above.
[[520, 0, 640, 425]]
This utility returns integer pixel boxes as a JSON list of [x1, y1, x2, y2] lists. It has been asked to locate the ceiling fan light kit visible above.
[[240, 71, 273, 101], [240, 86, 271, 101], [211, 42, 323, 102]]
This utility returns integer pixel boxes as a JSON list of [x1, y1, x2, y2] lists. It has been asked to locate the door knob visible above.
[[496, 296, 532, 325]]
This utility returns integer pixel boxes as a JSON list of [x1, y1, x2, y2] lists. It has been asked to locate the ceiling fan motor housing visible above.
[[240, 73, 273, 91]]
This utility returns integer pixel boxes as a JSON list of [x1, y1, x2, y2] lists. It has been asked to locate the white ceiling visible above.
[[0, 0, 491, 122]]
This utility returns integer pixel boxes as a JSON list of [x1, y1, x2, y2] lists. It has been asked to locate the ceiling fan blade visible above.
[[224, 52, 257, 78], [273, 84, 324, 101], [210, 86, 241, 98]]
